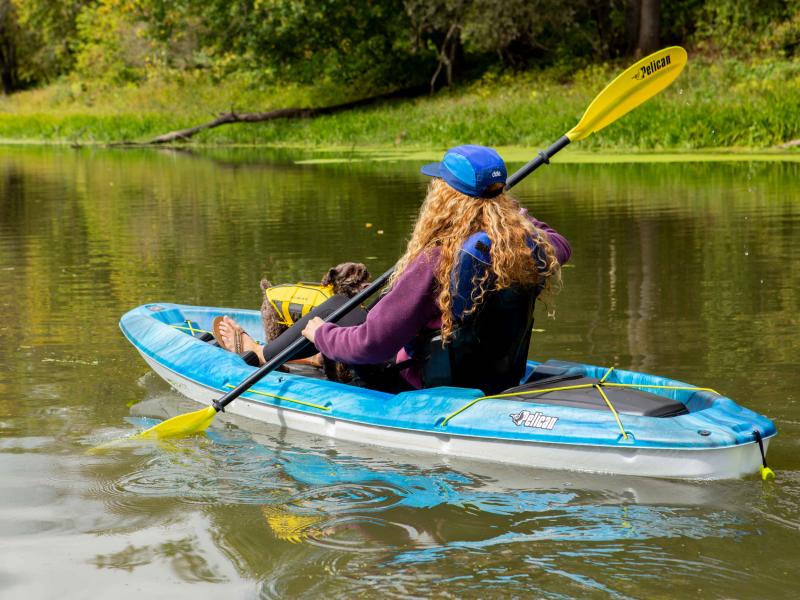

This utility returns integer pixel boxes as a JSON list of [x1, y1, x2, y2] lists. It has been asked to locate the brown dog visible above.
[[260, 262, 370, 382]]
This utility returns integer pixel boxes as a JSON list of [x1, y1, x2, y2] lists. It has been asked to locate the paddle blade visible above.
[[567, 46, 688, 142], [132, 405, 217, 440]]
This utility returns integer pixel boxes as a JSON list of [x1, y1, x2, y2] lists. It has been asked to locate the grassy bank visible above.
[[1, 57, 799, 151]]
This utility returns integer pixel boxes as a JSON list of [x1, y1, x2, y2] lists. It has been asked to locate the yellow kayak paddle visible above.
[[133, 46, 687, 441]]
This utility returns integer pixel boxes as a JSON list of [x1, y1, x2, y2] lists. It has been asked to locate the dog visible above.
[[260, 262, 371, 382]]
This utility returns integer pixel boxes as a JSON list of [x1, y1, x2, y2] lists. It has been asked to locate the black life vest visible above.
[[412, 232, 545, 395]]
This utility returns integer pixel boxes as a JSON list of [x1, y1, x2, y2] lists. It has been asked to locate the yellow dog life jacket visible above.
[[265, 283, 335, 326]]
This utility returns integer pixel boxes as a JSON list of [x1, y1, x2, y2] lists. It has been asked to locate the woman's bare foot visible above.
[[212, 316, 321, 369], [214, 316, 265, 363]]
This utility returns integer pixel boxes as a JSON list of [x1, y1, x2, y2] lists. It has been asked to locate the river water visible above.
[[0, 146, 798, 598]]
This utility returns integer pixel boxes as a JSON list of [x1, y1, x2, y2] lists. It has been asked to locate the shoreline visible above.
[[1, 59, 798, 153], [1, 141, 797, 164]]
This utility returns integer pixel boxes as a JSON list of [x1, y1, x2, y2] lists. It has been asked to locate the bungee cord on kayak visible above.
[[594, 385, 628, 441], [438, 365, 721, 434]]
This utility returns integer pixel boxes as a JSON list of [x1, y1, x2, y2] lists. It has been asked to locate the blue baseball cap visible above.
[[421, 145, 507, 198]]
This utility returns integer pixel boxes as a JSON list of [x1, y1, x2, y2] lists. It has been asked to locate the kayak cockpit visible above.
[[152, 303, 709, 418]]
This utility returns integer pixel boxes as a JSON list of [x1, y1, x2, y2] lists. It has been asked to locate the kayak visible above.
[[120, 302, 777, 480]]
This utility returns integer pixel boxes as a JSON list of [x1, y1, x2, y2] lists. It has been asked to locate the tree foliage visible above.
[[0, 0, 797, 94], [12, 0, 89, 84]]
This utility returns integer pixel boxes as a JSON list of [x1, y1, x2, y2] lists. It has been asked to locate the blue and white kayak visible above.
[[120, 303, 777, 480]]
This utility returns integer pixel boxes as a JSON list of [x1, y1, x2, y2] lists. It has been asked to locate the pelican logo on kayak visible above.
[[510, 410, 558, 430], [633, 54, 671, 81]]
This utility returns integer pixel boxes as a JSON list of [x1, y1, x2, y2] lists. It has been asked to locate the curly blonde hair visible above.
[[390, 178, 561, 342]]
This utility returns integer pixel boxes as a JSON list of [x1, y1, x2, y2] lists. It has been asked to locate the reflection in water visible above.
[[101, 406, 756, 598], [1, 146, 799, 598]]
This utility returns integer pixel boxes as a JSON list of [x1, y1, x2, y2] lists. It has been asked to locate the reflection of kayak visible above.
[[120, 303, 777, 480]]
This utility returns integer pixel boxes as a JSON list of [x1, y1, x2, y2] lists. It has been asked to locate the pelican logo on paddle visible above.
[[633, 54, 672, 81], [510, 410, 558, 430]]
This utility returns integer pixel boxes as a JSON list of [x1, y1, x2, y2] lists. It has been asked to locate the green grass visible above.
[[1, 57, 799, 151]]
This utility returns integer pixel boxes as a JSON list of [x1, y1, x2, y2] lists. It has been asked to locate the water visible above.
[[1, 146, 798, 598]]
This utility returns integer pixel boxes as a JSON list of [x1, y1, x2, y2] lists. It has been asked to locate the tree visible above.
[[628, 0, 661, 57], [12, 0, 91, 85], [464, 0, 592, 63], [404, 0, 468, 92], [0, 0, 19, 92], [637, 0, 661, 55]]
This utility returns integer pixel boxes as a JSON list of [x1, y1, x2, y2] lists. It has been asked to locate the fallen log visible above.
[[777, 139, 800, 149], [122, 85, 428, 145]]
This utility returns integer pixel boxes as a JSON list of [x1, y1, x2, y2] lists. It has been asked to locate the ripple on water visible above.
[[753, 469, 800, 531], [258, 541, 445, 600], [96, 442, 292, 510], [0, 436, 54, 451], [289, 482, 410, 513]]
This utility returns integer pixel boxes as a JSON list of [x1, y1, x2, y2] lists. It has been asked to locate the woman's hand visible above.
[[301, 316, 325, 344]]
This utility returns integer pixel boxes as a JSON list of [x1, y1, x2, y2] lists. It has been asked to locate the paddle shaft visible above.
[[505, 135, 570, 190], [213, 268, 394, 412]]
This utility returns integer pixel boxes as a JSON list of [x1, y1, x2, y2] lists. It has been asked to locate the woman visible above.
[[302, 145, 570, 393], [217, 145, 570, 393]]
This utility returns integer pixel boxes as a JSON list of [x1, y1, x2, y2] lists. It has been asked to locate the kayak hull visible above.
[[121, 303, 777, 480]]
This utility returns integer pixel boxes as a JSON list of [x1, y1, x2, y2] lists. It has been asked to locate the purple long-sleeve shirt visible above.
[[314, 216, 571, 387]]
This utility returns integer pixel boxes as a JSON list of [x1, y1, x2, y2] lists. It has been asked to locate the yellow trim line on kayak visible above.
[[224, 384, 331, 412]]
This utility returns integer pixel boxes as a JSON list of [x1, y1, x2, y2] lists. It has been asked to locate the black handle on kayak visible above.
[[212, 268, 394, 412], [505, 135, 571, 190]]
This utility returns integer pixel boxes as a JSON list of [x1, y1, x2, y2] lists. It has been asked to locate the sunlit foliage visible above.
[[0, 0, 797, 94]]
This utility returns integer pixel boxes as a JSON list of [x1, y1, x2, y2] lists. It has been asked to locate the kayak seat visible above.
[[523, 360, 588, 384], [508, 362, 689, 418]]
